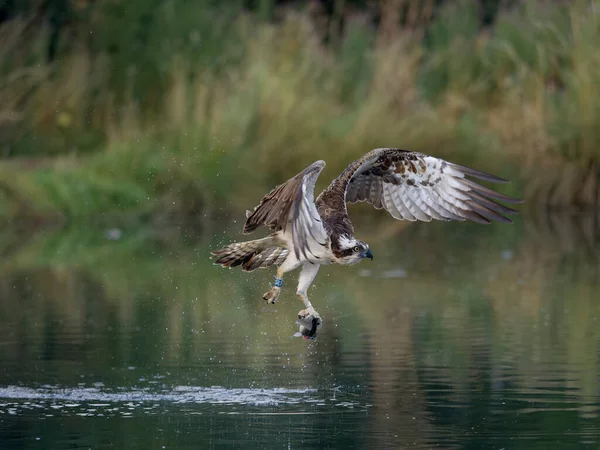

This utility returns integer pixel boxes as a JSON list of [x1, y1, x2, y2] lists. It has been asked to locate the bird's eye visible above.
[[353, 246, 360, 252]]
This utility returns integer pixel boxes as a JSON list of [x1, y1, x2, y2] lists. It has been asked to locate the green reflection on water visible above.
[[0, 215, 599, 449]]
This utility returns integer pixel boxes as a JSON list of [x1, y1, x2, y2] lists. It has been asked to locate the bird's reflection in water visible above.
[[294, 314, 322, 340]]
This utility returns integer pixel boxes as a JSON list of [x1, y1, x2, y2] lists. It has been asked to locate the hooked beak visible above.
[[363, 248, 374, 261]]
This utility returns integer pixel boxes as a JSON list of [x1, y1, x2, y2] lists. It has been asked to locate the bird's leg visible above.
[[262, 258, 300, 304], [262, 267, 284, 304], [296, 263, 322, 329]]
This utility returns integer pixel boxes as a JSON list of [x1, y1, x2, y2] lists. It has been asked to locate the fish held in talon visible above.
[[210, 147, 522, 337], [294, 315, 322, 340]]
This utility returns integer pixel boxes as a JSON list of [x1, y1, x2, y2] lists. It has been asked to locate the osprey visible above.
[[211, 148, 522, 339]]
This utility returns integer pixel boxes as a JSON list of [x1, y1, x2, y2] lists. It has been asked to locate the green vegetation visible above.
[[1, 0, 599, 222]]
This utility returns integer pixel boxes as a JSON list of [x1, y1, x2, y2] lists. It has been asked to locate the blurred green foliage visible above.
[[0, 0, 599, 223]]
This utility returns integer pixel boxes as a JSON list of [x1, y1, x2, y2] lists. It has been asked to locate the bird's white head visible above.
[[332, 235, 373, 266]]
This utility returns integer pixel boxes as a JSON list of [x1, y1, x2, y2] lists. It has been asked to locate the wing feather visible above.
[[370, 178, 384, 209], [382, 184, 404, 220], [415, 189, 447, 221], [244, 160, 328, 260], [426, 189, 467, 221], [358, 177, 369, 202], [392, 185, 417, 221], [319, 148, 522, 226], [404, 185, 433, 221]]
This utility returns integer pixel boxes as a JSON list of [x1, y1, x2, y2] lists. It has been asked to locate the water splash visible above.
[[0, 385, 366, 418]]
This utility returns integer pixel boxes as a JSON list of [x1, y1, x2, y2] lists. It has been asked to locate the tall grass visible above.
[[1, 0, 599, 222]]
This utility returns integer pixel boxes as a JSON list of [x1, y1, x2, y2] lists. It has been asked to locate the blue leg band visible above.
[[274, 278, 283, 288]]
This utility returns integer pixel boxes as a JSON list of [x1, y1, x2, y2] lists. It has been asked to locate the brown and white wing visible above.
[[243, 160, 328, 259], [343, 148, 522, 224]]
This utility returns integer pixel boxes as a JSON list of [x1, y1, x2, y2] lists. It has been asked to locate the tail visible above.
[[210, 236, 289, 272]]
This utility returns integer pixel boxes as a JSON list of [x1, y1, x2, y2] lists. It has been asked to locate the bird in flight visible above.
[[211, 148, 522, 339]]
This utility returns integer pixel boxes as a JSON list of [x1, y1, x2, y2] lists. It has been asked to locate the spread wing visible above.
[[243, 160, 328, 259], [332, 148, 522, 224]]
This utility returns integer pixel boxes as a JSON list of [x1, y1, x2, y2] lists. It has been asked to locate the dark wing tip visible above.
[[242, 223, 255, 234], [459, 174, 523, 205], [449, 162, 510, 184], [455, 178, 521, 224]]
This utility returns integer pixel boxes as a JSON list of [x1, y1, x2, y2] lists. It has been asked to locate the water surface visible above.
[[0, 215, 599, 448]]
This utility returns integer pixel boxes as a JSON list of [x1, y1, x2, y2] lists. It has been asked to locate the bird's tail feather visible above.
[[210, 236, 288, 272]]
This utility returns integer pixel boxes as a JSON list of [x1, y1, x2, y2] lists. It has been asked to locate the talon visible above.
[[263, 286, 281, 304], [298, 307, 319, 320]]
